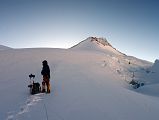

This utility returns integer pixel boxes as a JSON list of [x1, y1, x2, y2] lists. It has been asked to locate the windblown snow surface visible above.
[[0, 37, 159, 120]]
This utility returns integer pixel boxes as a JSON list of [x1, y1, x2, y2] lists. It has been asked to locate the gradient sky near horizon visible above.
[[0, 0, 159, 62]]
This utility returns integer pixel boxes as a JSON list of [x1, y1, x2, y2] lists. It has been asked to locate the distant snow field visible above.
[[0, 37, 159, 120]]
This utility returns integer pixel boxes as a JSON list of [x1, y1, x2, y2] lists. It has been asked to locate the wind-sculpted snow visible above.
[[0, 39, 159, 120]]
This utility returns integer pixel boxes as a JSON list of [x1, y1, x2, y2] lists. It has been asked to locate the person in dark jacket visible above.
[[41, 60, 50, 93]]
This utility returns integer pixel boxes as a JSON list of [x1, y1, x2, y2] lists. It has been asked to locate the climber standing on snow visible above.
[[41, 60, 51, 93]]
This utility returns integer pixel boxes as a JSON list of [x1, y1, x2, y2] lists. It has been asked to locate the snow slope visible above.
[[136, 59, 159, 97], [151, 59, 159, 73], [0, 45, 12, 51], [0, 37, 159, 120], [71, 37, 124, 56]]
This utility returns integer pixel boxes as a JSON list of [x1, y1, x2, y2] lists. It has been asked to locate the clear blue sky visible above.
[[0, 0, 159, 62]]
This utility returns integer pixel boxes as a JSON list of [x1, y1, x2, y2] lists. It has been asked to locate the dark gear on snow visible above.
[[28, 74, 41, 95]]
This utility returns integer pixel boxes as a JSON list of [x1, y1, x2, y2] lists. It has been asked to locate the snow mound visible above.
[[71, 37, 124, 56], [0, 45, 12, 50]]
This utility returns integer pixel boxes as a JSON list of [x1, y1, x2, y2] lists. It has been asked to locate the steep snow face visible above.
[[70, 37, 152, 84], [143, 59, 159, 85], [134, 59, 159, 97], [0, 45, 12, 50], [71, 37, 124, 56], [151, 59, 159, 72]]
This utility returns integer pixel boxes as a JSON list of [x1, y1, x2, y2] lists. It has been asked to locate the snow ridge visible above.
[[0, 45, 12, 50], [90, 37, 112, 47]]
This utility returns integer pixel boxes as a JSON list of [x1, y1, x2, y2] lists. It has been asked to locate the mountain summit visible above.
[[88, 37, 112, 47], [71, 37, 124, 56]]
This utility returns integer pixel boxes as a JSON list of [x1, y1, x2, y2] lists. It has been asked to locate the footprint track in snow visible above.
[[6, 93, 44, 120]]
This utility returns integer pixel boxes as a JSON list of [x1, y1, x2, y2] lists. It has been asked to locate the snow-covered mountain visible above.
[[0, 37, 159, 120], [71, 37, 124, 56], [71, 37, 152, 83]]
